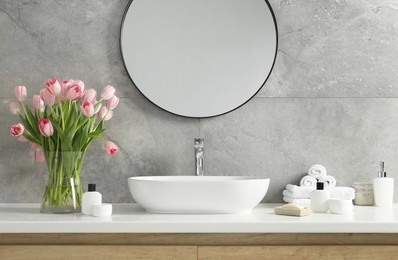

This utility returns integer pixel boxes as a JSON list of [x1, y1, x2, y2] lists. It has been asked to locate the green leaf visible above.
[[18, 115, 37, 139], [24, 105, 39, 135], [88, 128, 106, 138], [50, 119, 65, 141], [75, 117, 90, 132], [23, 132, 41, 145], [61, 127, 74, 151]]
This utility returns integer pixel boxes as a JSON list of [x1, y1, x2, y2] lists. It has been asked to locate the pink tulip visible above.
[[11, 123, 24, 137], [101, 85, 115, 100], [18, 135, 28, 142], [14, 86, 27, 102], [60, 80, 70, 101], [66, 84, 84, 100], [34, 149, 45, 163], [82, 88, 96, 103], [97, 106, 113, 121], [106, 95, 119, 110], [32, 95, 45, 112], [40, 89, 55, 105], [80, 101, 94, 117], [45, 78, 62, 96], [104, 141, 118, 156], [38, 119, 54, 137], [8, 102, 21, 114], [63, 79, 85, 101]]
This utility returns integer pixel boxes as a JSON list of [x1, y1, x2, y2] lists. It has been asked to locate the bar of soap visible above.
[[274, 204, 311, 217]]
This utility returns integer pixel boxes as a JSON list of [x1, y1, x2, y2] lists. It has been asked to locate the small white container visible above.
[[310, 182, 330, 213], [329, 199, 353, 215], [82, 184, 102, 215], [92, 203, 113, 217], [373, 176, 394, 207]]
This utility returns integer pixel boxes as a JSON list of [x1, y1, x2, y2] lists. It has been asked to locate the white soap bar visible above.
[[92, 203, 113, 217]]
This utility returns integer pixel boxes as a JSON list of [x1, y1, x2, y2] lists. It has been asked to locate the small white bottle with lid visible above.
[[82, 183, 102, 215], [310, 182, 330, 213]]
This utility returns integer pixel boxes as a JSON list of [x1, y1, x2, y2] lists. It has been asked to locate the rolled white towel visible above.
[[300, 175, 317, 188], [318, 175, 337, 188], [283, 196, 311, 208], [284, 185, 315, 198], [308, 164, 327, 179], [328, 186, 355, 200]]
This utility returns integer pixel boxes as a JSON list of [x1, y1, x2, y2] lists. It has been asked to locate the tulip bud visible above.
[[45, 78, 62, 96], [66, 85, 84, 101], [63, 80, 85, 101], [104, 141, 118, 156], [40, 89, 55, 106], [14, 86, 27, 102], [80, 101, 95, 117], [106, 95, 119, 110], [101, 85, 115, 100], [32, 95, 45, 112], [82, 88, 97, 103], [11, 123, 24, 137], [38, 119, 54, 137]]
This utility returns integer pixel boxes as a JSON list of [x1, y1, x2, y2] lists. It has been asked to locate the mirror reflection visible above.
[[121, 0, 278, 118]]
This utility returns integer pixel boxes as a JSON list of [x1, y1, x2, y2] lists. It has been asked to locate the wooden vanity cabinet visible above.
[[1, 233, 398, 260]]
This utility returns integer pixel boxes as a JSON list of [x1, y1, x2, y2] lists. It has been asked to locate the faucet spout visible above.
[[194, 138, 204, 176]]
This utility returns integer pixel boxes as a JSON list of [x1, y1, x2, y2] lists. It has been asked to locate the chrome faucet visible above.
[[194, 138, 204, 176]]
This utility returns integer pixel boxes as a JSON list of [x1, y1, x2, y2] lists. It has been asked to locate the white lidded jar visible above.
[[310, 182, 330, 213], [82, 184, 102, 215]]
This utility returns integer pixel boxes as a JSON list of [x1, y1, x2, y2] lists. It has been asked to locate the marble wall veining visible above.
[[1, 0, 398, 203]]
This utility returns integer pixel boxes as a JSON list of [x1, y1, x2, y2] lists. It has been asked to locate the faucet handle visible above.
[[194, 138, 204, 149]]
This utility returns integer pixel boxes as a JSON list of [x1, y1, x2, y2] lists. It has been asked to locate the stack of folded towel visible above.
[[283, 164, 355, 208]]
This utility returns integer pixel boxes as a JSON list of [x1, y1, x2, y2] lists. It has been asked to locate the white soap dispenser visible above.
[[372, 161, 394, 207], [310, 182, 330, 213], [82, 184, 102, 215]]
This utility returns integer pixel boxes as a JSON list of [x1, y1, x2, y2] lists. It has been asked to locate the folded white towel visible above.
[[283, 186, 355, 200], [286, 184, 315, 193], [308, 164, 327, 179], [283, 196, 311, 208], [300, 175, 317, 187], [283, 186, 315, 199], [318, 175, 337, 188]]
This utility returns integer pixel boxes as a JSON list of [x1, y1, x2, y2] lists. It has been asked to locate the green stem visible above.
[[20, 101, 34, 127]]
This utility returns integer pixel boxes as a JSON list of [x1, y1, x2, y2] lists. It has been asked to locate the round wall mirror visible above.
[[121, 0, 278, 118]]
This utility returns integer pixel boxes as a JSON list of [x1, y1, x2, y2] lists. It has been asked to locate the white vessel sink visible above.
[[128, 176, 270, 214]]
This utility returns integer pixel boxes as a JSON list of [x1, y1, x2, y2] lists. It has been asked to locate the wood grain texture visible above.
[[1, 233, 398, 245], [0, 245, 197, 260], [198, 246, 398, 260]]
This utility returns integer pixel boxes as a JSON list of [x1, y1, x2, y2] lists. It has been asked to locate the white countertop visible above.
[[0, 203, 397, 233]]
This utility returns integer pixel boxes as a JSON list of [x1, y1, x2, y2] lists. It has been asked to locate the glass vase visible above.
[[40, 151, 84, 214]]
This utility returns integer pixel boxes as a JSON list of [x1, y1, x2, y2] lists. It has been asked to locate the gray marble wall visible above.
[[1, 0, 398, 203]]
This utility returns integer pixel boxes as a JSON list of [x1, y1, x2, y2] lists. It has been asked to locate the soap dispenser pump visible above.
[[372, 161, 394, 207]]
